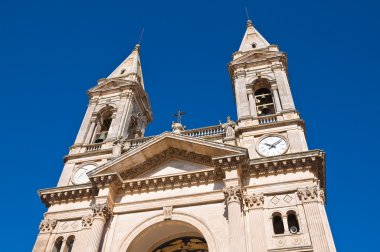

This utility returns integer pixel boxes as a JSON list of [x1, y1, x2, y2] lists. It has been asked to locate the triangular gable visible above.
[[135, 159, 212, 179], [89, 132, 247, 179]]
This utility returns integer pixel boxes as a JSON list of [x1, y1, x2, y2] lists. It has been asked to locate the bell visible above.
[[95, 132, 107, 143]]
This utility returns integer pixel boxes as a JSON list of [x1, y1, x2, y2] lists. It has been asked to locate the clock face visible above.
[[257, 136, 288, 157], [73, 164, 97, 184]]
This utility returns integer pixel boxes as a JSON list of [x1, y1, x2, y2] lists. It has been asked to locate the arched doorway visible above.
[[126, 220, 209, 252]]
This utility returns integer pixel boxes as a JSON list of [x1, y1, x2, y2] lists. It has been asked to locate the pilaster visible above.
[[271, 63, 295, 110], [297, 187, 335, 252], [223, 186, 247, 252], [32, 219, 57, 252], [244, 194, 267, 252]]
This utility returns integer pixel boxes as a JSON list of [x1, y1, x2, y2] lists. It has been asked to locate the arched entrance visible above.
[[125, 220, 209, 252]]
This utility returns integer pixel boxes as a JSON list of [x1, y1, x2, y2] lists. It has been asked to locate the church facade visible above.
[[33, 20, 336, 252]]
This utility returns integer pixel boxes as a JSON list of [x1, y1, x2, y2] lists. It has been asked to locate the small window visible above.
[[251, 43, 257, 48], [65, 235, 75, 252], [272, 214, 285, 234], [287, 212, 300, 234], [94, 109, 113, 143], [120, 69, 126, 74], [52, 237, 63, 252], [254, 88, 275, 116]]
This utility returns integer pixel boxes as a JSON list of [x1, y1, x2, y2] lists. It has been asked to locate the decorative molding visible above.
[[82, 215, 94, 229], [92, 203, 112, 220], [297, 187, 324, 203], [223, 186, 242, 204], [244, 193, 265, 209], [39, 185, 98, 207], [213, 154, 247, 171], [119, 168, 223, 194], [39, 219, 57, 233], [244, 150, 325, 190]]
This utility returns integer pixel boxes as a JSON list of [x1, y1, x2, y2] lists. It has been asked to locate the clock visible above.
[[257, 135, 288, 157], [72, 164, 97, 184]]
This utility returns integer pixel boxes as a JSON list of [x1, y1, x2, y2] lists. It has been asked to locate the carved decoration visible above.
[[297, 187, 324, 203], [163, 206, 173, 220], [82, 215, 94, 228], [39, 219, 57, 233], [219, 116, 238, 138], [244, 193, 265, 209], [92, 203, 112, 220], [223, 186, 242, 204]]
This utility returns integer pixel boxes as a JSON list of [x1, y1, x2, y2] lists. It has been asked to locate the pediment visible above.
[[135, 159, 212, 179], [89, 132, 248, 180], [232, 50, 281, 65]]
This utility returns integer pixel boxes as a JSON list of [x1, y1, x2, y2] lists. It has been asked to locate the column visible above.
[[223, 186, 247, 252], [234, 71, 251, 120], [247, 89, 257, 117], [87, 203, 112, 252], [271, 85, 282, 113], [74, 102, 97, 145], [271, 63, 295, 110], [84, 119, 96, 144], [32, 219, 57, 252], [244, 194, 267, 252], [297, 188, 334, 252]]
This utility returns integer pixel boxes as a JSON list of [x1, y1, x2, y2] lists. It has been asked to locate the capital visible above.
[[223, 186, 242, 204], [82, 214, 94, 228], [271, 62, 283, 71], [39, 219, 57, 233], [92, 203, 112, 220], [297, 187, 324, 203], [244, 193, 265, 209]]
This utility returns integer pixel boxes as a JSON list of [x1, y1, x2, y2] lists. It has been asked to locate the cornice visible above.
[[39, 184, 98, 207], [244, 150, 325, 189], [238, 118, 305, 132], [118, 168, 224, 194]]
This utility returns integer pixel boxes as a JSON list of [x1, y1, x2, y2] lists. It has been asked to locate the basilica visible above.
[[33, 20, 336, 252]]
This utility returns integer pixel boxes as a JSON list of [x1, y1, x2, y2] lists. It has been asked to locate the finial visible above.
[[138, 27, 144, 45], [245, 6, 253, 27], [246, 19, 253, 28], [134, 44, 140, 52]]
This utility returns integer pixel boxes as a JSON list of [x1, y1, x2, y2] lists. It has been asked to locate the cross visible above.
[[172, 110, 186, 123]]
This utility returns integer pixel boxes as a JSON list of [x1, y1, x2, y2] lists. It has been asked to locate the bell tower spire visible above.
[[107, 44, 145, 89], [239, 19, 270, 52], [228, 20, 307, 158], [56, 44, 153, 186]]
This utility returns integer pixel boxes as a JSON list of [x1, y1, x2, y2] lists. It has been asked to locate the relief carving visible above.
[[39, 219, 57, 233], [297, 187, 324, 203], [244, 193, 265, 209], [223, 186, 242, 204], [82, 215, 94, 228], [92, 203, 112, 220]]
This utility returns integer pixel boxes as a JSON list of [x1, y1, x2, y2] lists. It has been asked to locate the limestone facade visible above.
[[33, 20, 336, 252]]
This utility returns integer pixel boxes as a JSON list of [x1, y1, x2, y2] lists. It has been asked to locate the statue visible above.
[[220, 116, 237, 138]]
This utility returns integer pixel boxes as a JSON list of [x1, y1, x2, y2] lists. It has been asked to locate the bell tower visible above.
[[57, 44, 153, 187], [228, 20, 308, 159]]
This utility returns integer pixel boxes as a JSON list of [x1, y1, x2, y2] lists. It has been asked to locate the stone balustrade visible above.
[[182, 125, 224, 137], [258, 114, 278, 124]]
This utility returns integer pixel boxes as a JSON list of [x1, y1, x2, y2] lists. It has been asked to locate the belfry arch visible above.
[[121, 213, 217, 252]]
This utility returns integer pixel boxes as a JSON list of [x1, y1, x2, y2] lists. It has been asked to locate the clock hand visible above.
[[272, 139, 282, 147], [264, 143, 272, 147]]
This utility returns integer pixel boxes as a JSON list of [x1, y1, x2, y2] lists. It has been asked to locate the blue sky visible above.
[[0, 0, 378, 251]]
